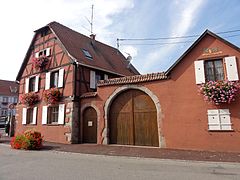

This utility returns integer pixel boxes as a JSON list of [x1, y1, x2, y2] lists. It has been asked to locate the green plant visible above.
[[10, 129, 43, 150]]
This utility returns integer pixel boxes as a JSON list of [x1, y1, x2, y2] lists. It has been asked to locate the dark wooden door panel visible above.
[[83, 107, 97, 143]]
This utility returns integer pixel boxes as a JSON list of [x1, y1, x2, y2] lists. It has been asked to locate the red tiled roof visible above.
[[98, 72, 167, 87], [48, 22, 139, 76], [0, 79, 19, 96], [80, 92, 97, 98]]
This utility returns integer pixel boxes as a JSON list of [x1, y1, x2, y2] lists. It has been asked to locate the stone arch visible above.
[[103, 85, 165, 147]]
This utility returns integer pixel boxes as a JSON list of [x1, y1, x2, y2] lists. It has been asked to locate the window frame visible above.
[[204, 58, 225, 82], [47, 106, 59, 124], [26, 108, 34, 124], [2, 97, 8, 103], [50, 70, 59, 88], [29, 76, 36, 92]]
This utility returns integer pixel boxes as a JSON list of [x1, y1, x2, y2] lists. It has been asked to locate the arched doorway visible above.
[[109, 89, 159, 147], [83, 107, 97, 143]]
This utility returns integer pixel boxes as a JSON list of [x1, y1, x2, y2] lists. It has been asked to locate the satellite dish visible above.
[[126, 55, 132, 62]]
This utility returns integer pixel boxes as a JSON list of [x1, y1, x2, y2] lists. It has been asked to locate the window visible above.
[[14, 97, 18, 103], [82, 49, 92, 59], [35, 48, 51, 58], [50, 71, 59, 88], [96, 72, 104, 84], [22, 107, 37, 125], [1, 108, 8, 116], [26, 108, 34, 124], [204, 59, 224, 81], [194, 56, 239, 84], [25, 75, 39, 93], [42, 104, 65, 125], [29, 77, 36, 92], [2, 97, 8, 103], [45, 69, 64, 90], [90, 70, 108, 89], [207, 109, 232, 131], [47, 106, 59, 124]]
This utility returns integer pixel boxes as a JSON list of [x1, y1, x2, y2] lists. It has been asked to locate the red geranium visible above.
[[32, 56, 49, 70], [20, 92, 39, 106], [43, 88, 61, 104]]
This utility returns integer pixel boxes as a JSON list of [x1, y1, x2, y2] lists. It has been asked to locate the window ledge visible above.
[[208, 129, 234, 132], [44, 123, 63, 126]]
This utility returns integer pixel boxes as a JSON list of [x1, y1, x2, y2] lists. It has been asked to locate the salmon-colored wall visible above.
[[82, 34, 240, 152]]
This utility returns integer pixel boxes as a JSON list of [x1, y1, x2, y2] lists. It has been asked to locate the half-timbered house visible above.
[[16, 21, 139, 143]]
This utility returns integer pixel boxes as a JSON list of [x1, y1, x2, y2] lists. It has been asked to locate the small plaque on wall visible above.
[[88, 121, 93, 127]]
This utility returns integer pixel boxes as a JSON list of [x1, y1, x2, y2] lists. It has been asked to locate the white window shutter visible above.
[[104, 74, 108, 80], [45, 48, 51, 57], [219, 109, 232, 130], [35, 75, 39, 92], [22, 108, 27, 125], [32, 107, 37, 125], [35, 52, 39, 58], [45, 72, 51, 90], [58, 69, 64, 88], [207, 110, 220, 130], [42, 106, 48, 125], [194, 60, 205, 84], [90, 70, 96, 89], [225, 56, 239, 81], [25, 78, 29, 93], [58, 104, 65, 125]]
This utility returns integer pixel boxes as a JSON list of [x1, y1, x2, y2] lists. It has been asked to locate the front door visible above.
[[83, 107, 97, 143]]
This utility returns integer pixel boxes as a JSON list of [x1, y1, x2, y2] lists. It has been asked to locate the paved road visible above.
[[0, 144, 240, 180]]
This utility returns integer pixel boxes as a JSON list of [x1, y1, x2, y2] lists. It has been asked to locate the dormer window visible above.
[[82, 49, 92, 59]]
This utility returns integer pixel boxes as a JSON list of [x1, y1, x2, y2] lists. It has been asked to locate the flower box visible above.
[[43, 88, 61, 104], [199, 80, 240, 105], [32, 56, 49, 70], [20, 92, 39, 106]]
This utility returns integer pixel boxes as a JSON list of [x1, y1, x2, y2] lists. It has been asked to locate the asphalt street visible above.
[[0, 144, 240, 180]]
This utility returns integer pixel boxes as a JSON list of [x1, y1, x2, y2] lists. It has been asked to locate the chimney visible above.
[[90, 34, 96, 40]]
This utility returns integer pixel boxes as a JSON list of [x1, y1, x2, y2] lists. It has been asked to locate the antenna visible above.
[[91, 4, 94, 34], [85, 4, 94, 34]]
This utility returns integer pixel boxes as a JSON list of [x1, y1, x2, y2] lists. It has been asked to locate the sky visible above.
[[0, 0, 240, 81]]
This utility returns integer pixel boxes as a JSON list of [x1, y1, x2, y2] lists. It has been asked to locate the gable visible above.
[[166, 30, 240, 76], [16, 27, 72, 81]]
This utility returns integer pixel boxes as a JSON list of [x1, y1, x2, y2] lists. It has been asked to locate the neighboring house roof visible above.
[[16, 21, 139, 81], [0, 79, 18, 96], [98, 72, 167, 87], [165, 30, 240, 75]]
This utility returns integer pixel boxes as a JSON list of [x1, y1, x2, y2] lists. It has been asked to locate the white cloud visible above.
[[0, 0, 134, 81], [141, 0, 206, 73]]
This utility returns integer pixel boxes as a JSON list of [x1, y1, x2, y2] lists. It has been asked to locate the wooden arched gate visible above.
[[83, 107, 97, 143], [109, 89, 159, 147]]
